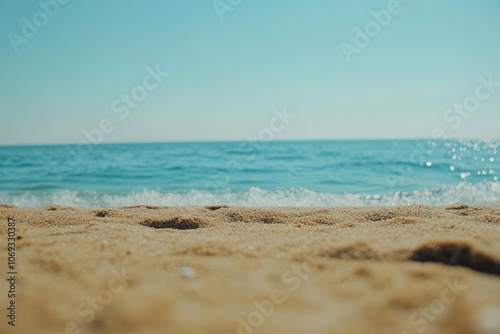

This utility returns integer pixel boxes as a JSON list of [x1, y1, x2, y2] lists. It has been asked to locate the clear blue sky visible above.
[[1, 0, 499, 145]]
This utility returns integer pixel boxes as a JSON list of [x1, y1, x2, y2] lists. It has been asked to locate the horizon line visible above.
[[1, 137, 499, 148]]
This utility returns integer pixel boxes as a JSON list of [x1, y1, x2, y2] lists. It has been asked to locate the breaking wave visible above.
[[1, 182, 499, 208]]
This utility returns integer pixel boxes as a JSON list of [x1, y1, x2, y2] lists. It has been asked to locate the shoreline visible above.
[[1, 204, 500, 333]]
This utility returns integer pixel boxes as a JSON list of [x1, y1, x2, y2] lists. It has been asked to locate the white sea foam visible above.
[[1, 182, 499, 208]]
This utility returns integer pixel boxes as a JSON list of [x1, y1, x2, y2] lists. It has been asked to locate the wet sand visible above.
[[1, 204, 500, 334]]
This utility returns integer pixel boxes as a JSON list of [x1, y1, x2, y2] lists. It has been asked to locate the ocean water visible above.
[[0, 139, 498, 208]]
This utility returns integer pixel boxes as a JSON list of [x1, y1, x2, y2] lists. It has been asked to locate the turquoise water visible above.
[[0, 139, 498, 207]]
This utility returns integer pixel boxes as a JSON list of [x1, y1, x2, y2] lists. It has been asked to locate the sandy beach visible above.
[[1, 204, 500, 334], [2, 0, 499, 333]]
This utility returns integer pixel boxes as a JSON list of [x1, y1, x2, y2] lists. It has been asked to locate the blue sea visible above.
[[0, 139, 498, 208]]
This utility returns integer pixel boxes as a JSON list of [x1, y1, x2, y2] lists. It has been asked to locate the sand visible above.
[[1, 204, 500, 334]]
